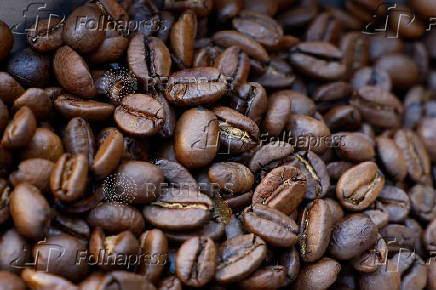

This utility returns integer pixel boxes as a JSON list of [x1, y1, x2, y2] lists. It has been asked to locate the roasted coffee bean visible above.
[[381, 224, 415, 253], [21, 269, 76, 289], [88, 202, 145, 235], [20, 128, 64, 162], [50, 214, 90, 240], [340, 32, 369, 77], [166, 67, 227, 106], [9, 183, 50, 240], [87, 30, 129, 64], [394, 129, 432, 185], [389, 3, 424, 39], [0, 20, 13, 62], [375, 136, 407, 181], [127, 34, 171, 85], [143, 188, 213, 230], [214, 106, 259, 154], [243, 203, 298, 247], [286, 114, 331, 154], [230, 82, 267, 125], [170, 10, 197, 68], [7, 48, 50, 88], [0, 72, 23, 104], [63, 117, 95, 166], [336, 161, 384, 211], [248, 142, 294, 173], [0, 271, 25, 289], [262, 90, 291, 137], [335, 132, 375, 162], [306, 12, 341, 43], [409, 184, 436, 222], [351, 234, 387, 273], [238, 265, 288, 289], [329, 214, 378, 260], [92, 128, 124, 179], [53, 46, 95, 98], [376, 54, 418, 89], [233, 10, 283, 46], [252, 56, 296, 89], [1, 106, 36, 149], [89, 227, 139, 270], [13, 88, 52, 119], [214, 46, 250, 91], [350, 86, 403, 129], [174, 107, 219, 168], [193, 45, 221, 67], [327, 161, 353, 181], [289, 42, 346, 81], [214, 0, 243, 22], [324, 105, 362, 132], [351, 66, 393, 91], [294, 257, 341, 290], [33, 233, 88, 282], [209, 162, 254, 194], [253, 165, 306, 215], [114, 94, 165, 137], [113, 161, 163, 204], [213, 30, 270, 62], [154, 158, 197, 189], [376, 185, 410, 223], [27, 18, 64, 52], [158, 275, 182, 290], [50, 153, 88, 203], [288, 151, 330, 199], [277, 6, 317, 30], [215, 234, 267, 283], [417, 117, 436, 162], [299, 199, 334, 262], [0, 228, 30, 273], [62, 3, 105, 54], [164, 0, 212, 17], [175, 236, 216, 287], [165, 218, 225, 243], [138, 229, 168, 283], [55, 94, 114, 121]]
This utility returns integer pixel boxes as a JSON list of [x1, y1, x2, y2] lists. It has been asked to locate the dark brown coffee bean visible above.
[[13, 88, 52, 119], [63, 117, 95, 166], [164, 0, 212, 16], [0, 72, 24, 104], [409, 184, 436, 222], [214, 106, 260, 154], [7, 48, 50, 88], [114, 161, 164, 204], [62, 3, 105, 54], [306, 12, 341, 43], [230, 82, 267, 125], [114, 94, 165, 137], [248, 142, 294, 173], [92, 128, 124, 179], [299, 199, 333, 262], [174, 108, 219, 168], [0, 271, 25, 289], [417, 117, 436, 162], [10, 183, 50, 240], [329, 214, 378, 260], [138, 229, 168, 283], [158, 276, 182, 290], [253, 165, 306, 215], [324, 105, 362, 132], [243, 0, 278, 16], [233, 10, 283, 46], [351, 86, 403, 129], [55, 94, 114, 121], [21, 268, 77, 289], [215, 46, 250, 91], [336, 161, 384, 211], [0, 20, 13, 62], [88, 202, 145, 235], [50, 153, 88, 203], [238, 265, 289, 289], [225, 191, 253, 212], [165, 218, 225, 243], [88, 30, 129, 64], [193, 45, 221, 67], [327, 161, 353, 181], [128, 34, 171, 85], [376, 54, 418, 89], [389, 3, 424, 38], [262, 90, 291, 137], [335, 132, 375, 162], [351, 66, 392, 92], [53, 46, 96, 98], [351, 234, 387, 273], [252, 56, 296, 89], [394, 129, 432, 185], [175, 236, 216, 287], [144, 188, 213, 230], [340, 32, 369, 77], [358, 260, 401, 290], [376, 185, 410, 223], [27, 18, 64, 52], [153, 158, 197, 189], [1, 106, 36, 149], [170, 10, 197, 68], [312, 81, 353, 103], [166, 67, 227, 106], [294, 258, 341, 290], [21, 128, 64, 162], [0, 228, 30, 273], [0, 179, 10, 225], [214, 0, 243, 22], [213, 30, 270, 62], [289, 42, 346, 80], [286, 114, 331, 154], [50, 214, 90, 240], [209, 162, 254, 194], [363, 208, 389, 230], [215, 234, 267, 283], [84, 270, 156, 289], [243, 203, 298, 247], [375, 136, 407, 181], [277, 6, 317, 30], [381, 224, 415, 253]]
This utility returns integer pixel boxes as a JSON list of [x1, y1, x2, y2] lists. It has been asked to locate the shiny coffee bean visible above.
[[170, 10, 197, 68], [63, 117, 95, 166], [138, 229, 168, 283], [209, 162, 254, 194], [7, 48, 50, 88], [376, 185, 410, 223], [294, 258, 341, 290], [92, 128, 124, 179], [262, 90, 291, 137], [21, 128, 64, 162], [1, 106, 36, 149], [0, 20, 13, 62], [55, 94, 114, 121], [375, 136, 407, 181], [230, 82, 267, 125], [27, 18, 64, 52]]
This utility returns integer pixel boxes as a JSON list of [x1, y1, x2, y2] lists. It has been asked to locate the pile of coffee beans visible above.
[[0, 0, 435, 289]]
